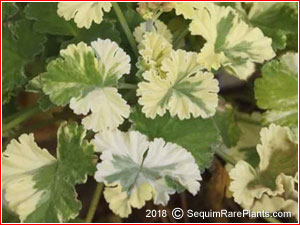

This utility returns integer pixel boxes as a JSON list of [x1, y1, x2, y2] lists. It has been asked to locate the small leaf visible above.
[[26, 76, 54, 112], [130, 107, 220, 171], [3, 122, 95, 223], [255, 52, 298, 127]]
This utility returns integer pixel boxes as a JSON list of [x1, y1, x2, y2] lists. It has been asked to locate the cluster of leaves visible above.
[[2, 2, 298, 223]]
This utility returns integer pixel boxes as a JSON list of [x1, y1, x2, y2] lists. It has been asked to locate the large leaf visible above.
[[25, 2, 120, 45], [255, 53, 298, 127], [42, 40, 131, 132], [2, 19, 46, 104], [94, 129, 201, 217], [248, 2, 298, 51], [137, 49, 219, 120], [2, 122, 95, 223], [130, 107, 220, 171]]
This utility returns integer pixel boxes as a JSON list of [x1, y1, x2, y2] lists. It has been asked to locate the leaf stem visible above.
[[215, 147, 237, 165], [211, 117, 237, 165], [173, 26, 189, 49], [112, 3, 138, 57], [3, 105, 42, 133], [235, 113, 261, 125], [85, 183, 104, 223], [118, 83, 137, 90]]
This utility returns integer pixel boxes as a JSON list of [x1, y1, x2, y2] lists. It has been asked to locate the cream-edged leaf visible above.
[[251, 174, 298, 220], [137, 49, 219, 119], [188, 3, 275, 79], [57, 2, 112, 29], [91, 38, 131, 81], [137, 32, 172, 75], [94, 129, 201, 217], [3, 122, 95, 222], [174, 2, 208, 20], [104, 183, 153, 218], [134, 20, 172, 44], [3, 134, 56, 222], [70, 87, 130, 132], [42, 39, 130, 131], [229, 124, 298, 209]]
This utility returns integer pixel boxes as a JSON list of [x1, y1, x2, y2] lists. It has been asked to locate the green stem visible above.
[[235, 112, 261, 125], [173, 26, 189, 49], [118, 83, 137, 90], [211, 117, 237, 165], [215, 148, 237, 165], [3, 105, 42, 133], [85, 183, 104, 223], [112, 3, 138, 57]]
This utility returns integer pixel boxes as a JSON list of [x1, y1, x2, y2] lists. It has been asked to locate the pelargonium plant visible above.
[[2, 2, 298, 223]]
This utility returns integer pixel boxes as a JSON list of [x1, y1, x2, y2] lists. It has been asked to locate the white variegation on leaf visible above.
[[42, 39, 130, 132], [137, 49, 219, 119], [229, 124, 298, 216], [3, 134, 56, 222], [137, 32, 172, 75], [104, 183, 153, 218], [70, 87, 130, 132], [134, 20, 172, 44], [93, 129, 201, 217], [2, 122, 95, 223], [186, 3, 275, 79], [174, 2, 208, 19], [57, 2, 112, 29]]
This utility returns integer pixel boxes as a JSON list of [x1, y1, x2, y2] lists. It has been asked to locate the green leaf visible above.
[[249, 3, 298, 51], [227, 113, 262, 168], [25, 2, 120, 45], [3, 122, 95, 223], [130, 107, 219, 171], [255, 53, 298, 127], [2, 2, 18, 21], [41, 43, 104, 106], [2, 19, 46, 104], [213, 105, 241, 148]]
